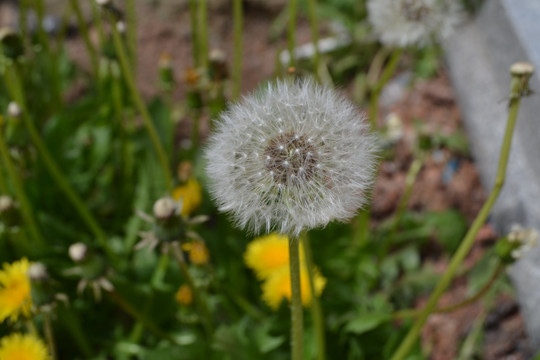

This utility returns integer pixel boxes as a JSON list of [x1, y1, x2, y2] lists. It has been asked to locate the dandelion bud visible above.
[[27, 263, 49, 282], [159, 53, 175, 91], [153, 197, 177, 220], [496, 224, 539, 263], [175, 285, 193, 306], [0, 28, 24, 59], [209, 49, 228, 81], [510, 62, 534, 100], [7, 102, 21, 118], [69, 242, 89, 263], [0, 195, 20, 227], [116, 21, 126, 34], [28, 263, 56, 310], [206, 79, 378, 236]]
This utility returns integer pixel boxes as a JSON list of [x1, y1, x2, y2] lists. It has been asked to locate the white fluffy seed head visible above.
[[367, 0, 463, 48], [205, 79, 378, 236]]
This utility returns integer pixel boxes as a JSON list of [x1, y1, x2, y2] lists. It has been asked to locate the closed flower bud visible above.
[[7, 102, 21, 118], [69, 242, 89, 263], [153, 197, 177, 220], [0, 28, 24, 59]]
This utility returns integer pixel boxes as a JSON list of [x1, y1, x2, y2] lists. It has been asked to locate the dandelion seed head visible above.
[[367, 0, 463, 47], [205, 79, 378, 236]]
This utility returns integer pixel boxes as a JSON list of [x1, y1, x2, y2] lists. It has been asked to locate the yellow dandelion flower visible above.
[[175, 285, 193, 306], [188, 241, 210, 265], [244, 233, 304, 280], [172, 178, 202, 217], [0, 258, 32, 323], [261, 266, 326, 310], [0, 333, 50, 360]]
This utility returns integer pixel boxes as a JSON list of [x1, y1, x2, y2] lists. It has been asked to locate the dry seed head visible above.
[[367, 0, 463, 47], [205, 79, 378, 236]]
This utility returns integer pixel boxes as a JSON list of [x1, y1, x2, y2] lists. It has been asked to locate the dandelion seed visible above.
[[367, 0, 463, 47], [205, 79, 378, 236]]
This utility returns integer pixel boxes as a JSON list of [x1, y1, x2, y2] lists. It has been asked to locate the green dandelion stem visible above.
[[2, 66, 116, 263], [389, 63, 533, 360], [189, 0, 200, 67], [301, 232, 326, 360], [306, 0, 320, 79], [289, 236, 304, 360], [126, 0, 138, 70], [170, 241, 214, 336], [70, 0, 98, 76], [0, 117, 45, 249], [107, 289, 179, 346], [0, 161, 8, 193], [110, 22, 173, 191], [232, 0, 243, 100], [43, 313, 57, 360], [392, 262, 505, 320], [369, 48, 403, 130], [198, 0, 209, 69], [91, 1, 106, 50], [287, 0, 298, 68], [19, 0, 28, 43], [386, 154, 424, 247]]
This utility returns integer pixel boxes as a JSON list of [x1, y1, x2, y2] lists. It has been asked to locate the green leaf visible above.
[[345, 313, 392, 335]]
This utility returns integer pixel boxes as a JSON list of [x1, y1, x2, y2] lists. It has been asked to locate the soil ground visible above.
[[61, 1, 531, 359]]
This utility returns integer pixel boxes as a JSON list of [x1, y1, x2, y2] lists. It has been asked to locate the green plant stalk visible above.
[[70, 0, 98, 76], [232, 0, 243, 100], [19, 0, 28, 45], [107, 289, 179, 345], [110, 23, 173, 191], [170, 241, 213, 336], [306, 0, 320, 79], [198, 0, 209, 68], [190, 108, 202, 158], [393, 262, 504, 320], [34, 0, 62, 110], [0, 119, 45, 248], [129, 253, 170, 344], [43, 313, 57, 360], [90, 1, 106, 51], [289, 236, 303, 360], [33, 0, 50, 54], [0, 161, 8, 193], [387, 154, 424, 246], [369, 48, 403, 130], [389, 66, 530, 360], [2, 67, 116, 261], [189, 0, 200, 67], [287, 0, 298, 68], [301, 232, 326, 360], [126, 0, 138, 71]]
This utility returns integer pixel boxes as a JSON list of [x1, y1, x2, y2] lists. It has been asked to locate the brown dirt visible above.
[[63, 1, 530, 359]]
